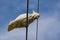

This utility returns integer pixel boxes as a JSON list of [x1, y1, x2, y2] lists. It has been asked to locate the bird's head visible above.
[[32, 10, 40, 19], [8, 20, 16, 31]]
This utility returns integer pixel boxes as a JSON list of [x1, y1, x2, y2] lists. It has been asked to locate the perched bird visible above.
[[8, 11, 40, 31]]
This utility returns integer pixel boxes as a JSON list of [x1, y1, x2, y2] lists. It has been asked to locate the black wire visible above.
[[26, 27, 28, 40], [26, 0, 29, 40], [36, 0, 39, 40], [36, 19, 38, 40]]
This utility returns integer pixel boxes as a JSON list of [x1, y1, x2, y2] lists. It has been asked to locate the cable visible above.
[[26, 0, 39, 40], [26, 0, 29, 40], [36, 0, 39, 40], [36, 19, 38, 40]]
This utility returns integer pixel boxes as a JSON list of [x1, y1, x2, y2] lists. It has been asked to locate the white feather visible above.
[[8, 11, 40, 31]]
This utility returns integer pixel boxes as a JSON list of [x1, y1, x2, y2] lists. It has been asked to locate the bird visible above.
[[8, 10, 40, 31]]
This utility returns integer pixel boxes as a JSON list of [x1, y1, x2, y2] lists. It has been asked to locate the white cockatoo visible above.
[[8, 11, 40, 31]]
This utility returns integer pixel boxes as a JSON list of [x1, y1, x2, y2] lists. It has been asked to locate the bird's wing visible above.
[[8, 13, 31, 31]]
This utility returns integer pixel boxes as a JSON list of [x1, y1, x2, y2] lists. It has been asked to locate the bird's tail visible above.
[[8, 24, 15, 32]]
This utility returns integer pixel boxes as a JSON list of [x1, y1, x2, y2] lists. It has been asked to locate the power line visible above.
[[26, 0, 29, 40], [36, 0, 39, 40]]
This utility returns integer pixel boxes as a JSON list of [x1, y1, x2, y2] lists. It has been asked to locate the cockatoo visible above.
[[8, 11, 40, 31]]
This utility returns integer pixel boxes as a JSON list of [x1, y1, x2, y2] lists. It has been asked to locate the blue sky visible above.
[[0, 0, 60, 40]]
